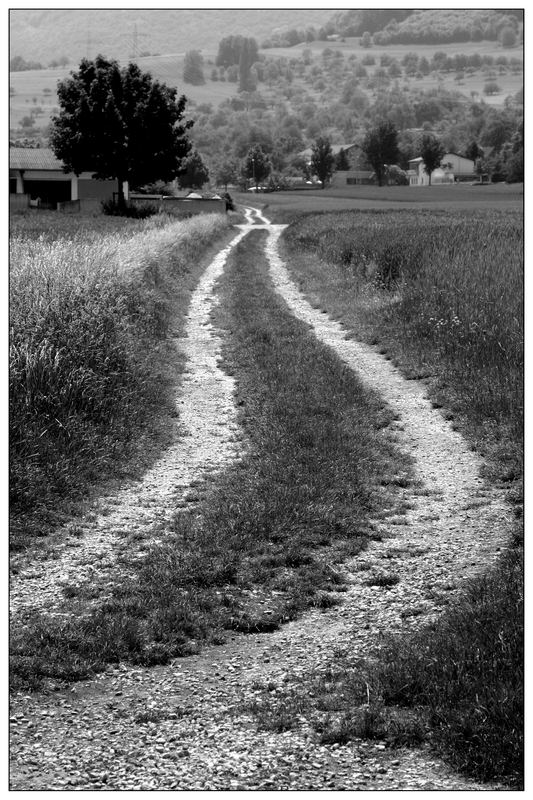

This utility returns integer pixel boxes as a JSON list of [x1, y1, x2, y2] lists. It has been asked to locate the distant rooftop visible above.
[[298, 143, 357, 158]]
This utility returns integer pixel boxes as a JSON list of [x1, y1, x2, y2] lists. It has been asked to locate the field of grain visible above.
[[236, 183, 523, 225]]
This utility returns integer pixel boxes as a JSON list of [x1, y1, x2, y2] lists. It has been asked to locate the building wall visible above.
[[330, 170, 375, 187], [441, 154, 475, 175], [10, 193, 30, 211], [408, 163, 453, 186], [78, 177, 118, 201]]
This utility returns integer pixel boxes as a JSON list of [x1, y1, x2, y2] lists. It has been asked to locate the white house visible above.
[[9, 147, 127, 211], [407, 153, 476, 186]]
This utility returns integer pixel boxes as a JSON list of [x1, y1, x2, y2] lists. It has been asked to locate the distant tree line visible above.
[[371, 9, 522, 46], [261, 8, 522, 49], [10, 54, 69, 71]]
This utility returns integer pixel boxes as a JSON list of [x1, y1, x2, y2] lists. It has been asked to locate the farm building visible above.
[[9, 147, 126, 211], [299, 143, 376, 187], [407, 153, 476, 185], [331, 170, 375, 187]]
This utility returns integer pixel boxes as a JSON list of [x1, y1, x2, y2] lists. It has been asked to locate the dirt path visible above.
[[10, 212, 513, 790], [10, 228, 249, 620]]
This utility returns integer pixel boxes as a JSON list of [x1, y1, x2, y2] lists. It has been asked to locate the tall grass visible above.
[[281, 208, 523, 788], [284, 209, 523, 481], [10, 212, 232, 543], [375, 548, 523, 787]]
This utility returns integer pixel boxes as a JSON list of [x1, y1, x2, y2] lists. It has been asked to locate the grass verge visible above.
[[11, 229, 411, 691], [10, 212, 235, 550]]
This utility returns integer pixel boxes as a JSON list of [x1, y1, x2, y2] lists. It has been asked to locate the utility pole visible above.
[[131, 23, 149, 60]]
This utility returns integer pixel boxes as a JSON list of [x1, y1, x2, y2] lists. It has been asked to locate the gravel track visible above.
[[10, 212, 513, 790]]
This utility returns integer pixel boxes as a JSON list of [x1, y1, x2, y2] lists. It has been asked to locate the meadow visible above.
[[235, 183, 523, 222], [10, 210, 234, 548]]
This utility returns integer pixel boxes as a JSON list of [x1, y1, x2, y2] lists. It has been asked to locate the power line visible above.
[[131, 23, 149, 60]]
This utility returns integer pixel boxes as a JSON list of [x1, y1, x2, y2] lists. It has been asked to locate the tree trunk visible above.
[[117, 176, 127, 212], [428, 172, 432, 186]]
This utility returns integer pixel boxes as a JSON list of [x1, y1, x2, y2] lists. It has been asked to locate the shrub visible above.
[[101, 199, 160, 218]]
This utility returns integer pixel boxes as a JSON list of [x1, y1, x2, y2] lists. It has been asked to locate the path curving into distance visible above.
[[10, 210, 513, 791]]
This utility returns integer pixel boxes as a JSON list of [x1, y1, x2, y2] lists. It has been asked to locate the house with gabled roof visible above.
[[407, 153, 476, 186], [9, 147, 126, 211]]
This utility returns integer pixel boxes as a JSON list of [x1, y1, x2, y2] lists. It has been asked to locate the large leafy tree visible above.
[[50, 55, 193, 208], [362, 120, 400, 186], [420, 133, 445, 185], [311, 137, 335, 188]]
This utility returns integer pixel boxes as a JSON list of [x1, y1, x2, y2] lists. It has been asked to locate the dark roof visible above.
[[442, 152, 475, 161], [298, 143, 357, 158], [9, 147, 64, 170]]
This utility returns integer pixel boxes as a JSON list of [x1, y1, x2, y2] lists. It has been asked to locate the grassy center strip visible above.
[[11, 229, 411, 691]]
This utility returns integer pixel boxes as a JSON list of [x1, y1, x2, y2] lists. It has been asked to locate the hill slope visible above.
[[9, 8, 333, 64]]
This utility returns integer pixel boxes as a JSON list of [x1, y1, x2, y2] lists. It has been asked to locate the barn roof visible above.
[[9, 147, 64, 170]]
